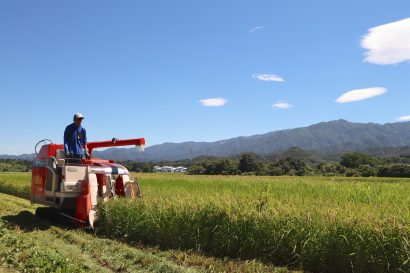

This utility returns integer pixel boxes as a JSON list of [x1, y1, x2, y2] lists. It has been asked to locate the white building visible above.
[[153, 166, 187, 173], [175, 166, 188, 173], [153, 166, 162, 172], [161, 166, 175, 173]]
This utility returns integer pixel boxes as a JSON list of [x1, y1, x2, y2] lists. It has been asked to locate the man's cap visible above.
[[73, 113, 84, 120]]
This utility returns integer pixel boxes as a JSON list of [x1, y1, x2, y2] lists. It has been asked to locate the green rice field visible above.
[[0, 172, 409, 273]]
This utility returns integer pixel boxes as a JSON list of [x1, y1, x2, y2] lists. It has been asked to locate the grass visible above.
[[1, 172, 410, 272], [0, 173, 294, 273], [0, 172, 31, 199], [101, 174, 410, 273], [0, 192, 208, 273]]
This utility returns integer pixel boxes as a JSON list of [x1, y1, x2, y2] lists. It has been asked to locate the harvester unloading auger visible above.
[[31, 137, 145, 228]]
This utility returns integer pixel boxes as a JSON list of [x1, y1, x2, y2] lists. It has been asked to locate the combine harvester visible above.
[[31, 137, 145, 227]]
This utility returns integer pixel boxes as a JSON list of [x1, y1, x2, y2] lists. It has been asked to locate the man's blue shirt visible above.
[[64, 123, 87, 156]]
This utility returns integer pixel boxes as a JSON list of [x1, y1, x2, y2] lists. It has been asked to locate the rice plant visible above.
[[98, 174, 410, 273], [1, 172, 409, 272]]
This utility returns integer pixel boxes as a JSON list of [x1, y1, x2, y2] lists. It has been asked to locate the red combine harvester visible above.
[[31, 137, 145, 227]]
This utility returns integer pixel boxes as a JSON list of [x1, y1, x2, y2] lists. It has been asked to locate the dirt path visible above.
[[0, 193, 297, 273]]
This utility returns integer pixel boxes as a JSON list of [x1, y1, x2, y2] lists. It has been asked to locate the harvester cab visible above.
[[31, 138, 145, 227]]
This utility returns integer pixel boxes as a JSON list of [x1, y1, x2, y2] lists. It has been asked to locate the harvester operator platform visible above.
[[64, 113, 90, 160]]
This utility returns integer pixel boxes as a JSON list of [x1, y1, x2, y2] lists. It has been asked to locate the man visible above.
[[64, 113, 90, 160]]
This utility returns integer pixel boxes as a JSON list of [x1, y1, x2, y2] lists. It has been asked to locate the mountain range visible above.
[[3, 119, 410, 161]]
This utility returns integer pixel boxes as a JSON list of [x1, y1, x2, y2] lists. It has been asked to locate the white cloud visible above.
[[250, 26, 264, 33], [396, 116, 410, 121], [199, 97, 227, 107], [272, 101, 292, 109], [361, 18, 410, 65], [252, 74, 284, 82], [335, 87, 386, 103]]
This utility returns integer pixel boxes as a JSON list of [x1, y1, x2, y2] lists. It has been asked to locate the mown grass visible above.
[[0, 219, 89, 273], [0, 193, 206, 273], [1, 172, 409, 272]]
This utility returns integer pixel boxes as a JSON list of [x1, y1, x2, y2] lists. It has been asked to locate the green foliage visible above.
[[315, 162, 345, 176], [340, 152, 379, 168], [238, 153, 259, 173], [187, 162, 206, 175], [357, 164, 378, 177], [267, 158, 308, 176], [190, 158, 239, 175], [0, 159, 31, 172], [377, 164, 410, 177], [266, 165, 283, 176]]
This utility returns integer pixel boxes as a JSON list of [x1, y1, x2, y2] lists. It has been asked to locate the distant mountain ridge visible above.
[[3, 119, 410, 161], [0, 154, 35, 160], [95, 119, 410, 161]]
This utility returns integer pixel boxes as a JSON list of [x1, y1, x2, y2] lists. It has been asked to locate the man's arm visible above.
[[64, 126, 69, 155], [83, 128, 87, 145], [82, 128, 90, 158]]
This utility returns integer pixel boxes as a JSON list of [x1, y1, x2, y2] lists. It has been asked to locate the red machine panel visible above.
[[31, 144, 63, 202]]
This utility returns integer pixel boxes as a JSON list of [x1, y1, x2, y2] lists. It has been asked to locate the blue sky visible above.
[[0, 1, 409, 154]]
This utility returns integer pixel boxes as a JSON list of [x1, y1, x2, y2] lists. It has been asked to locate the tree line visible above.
[[118, 151, 410, 178], [0, 159, 32, 172], [187, 152, 410, 177], [2, 151, 410, 178]]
